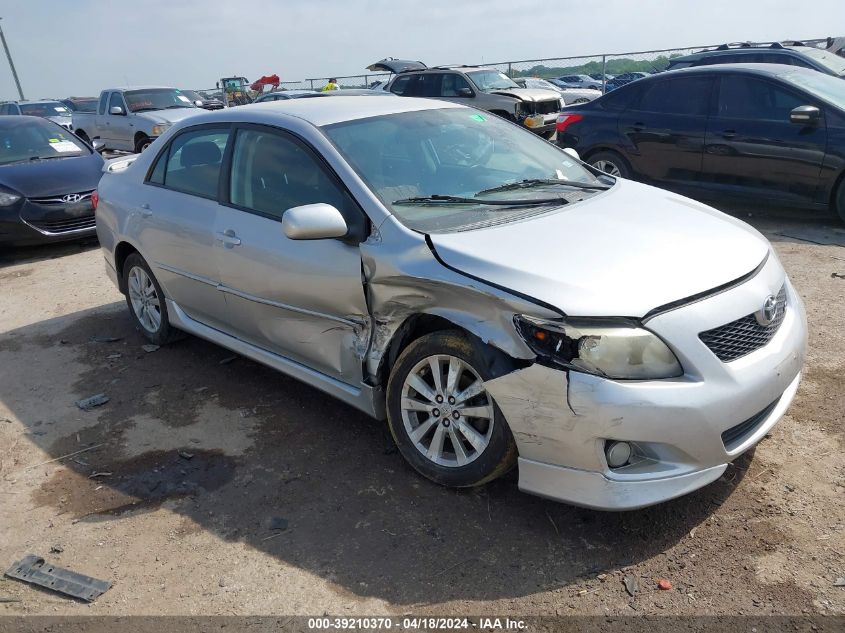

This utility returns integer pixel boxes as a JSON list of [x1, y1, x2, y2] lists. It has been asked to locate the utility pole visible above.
[[0, 18, 24, 100]]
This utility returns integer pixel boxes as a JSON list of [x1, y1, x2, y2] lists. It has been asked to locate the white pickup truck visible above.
[[72, 86, 202, 153]]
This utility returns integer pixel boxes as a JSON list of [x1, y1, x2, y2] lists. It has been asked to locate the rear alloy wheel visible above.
[[386, 331, 516, 488], [134, 136, 152, 153], [589, 150, 630, 179], [122, 253, 178, 345]]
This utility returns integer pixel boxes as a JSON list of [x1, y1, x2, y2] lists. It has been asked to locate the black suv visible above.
[[667, 42, 845, 78], [555, 64, 845, 222]]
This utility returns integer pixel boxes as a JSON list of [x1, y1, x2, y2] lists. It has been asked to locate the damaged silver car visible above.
[[95, 96, 807, 510]]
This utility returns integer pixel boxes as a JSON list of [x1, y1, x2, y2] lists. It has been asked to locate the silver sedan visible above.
[[95, 96, 806, 509]]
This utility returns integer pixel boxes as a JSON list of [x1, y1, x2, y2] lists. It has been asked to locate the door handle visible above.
[[139, 203, 152, 218], [721, 129, 737, 139], [215, 230, 242, 248]]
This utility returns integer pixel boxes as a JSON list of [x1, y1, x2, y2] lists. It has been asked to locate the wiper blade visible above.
[[477, 179, 610, 196], [392, 194, 568, 207]]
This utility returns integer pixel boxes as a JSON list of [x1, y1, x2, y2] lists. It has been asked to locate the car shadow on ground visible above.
[[1, 303, 754, 605], [0, 238, 100, 268]]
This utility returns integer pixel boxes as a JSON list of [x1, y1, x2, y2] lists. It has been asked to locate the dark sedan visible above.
[[556, 64, 845, 222], [0, 116, 104, 246]]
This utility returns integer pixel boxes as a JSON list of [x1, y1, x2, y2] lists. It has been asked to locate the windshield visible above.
[[181, 90, 201, 101], [526, 78, 562, 92], [800, 48, 845, 76], [123, 89, 197, 112], [19, 102, 70, 117], [786, 70, 845, 109], [466, 70, 520, 91], [0, 118, 89, 165], [323, 107, 606, 233]]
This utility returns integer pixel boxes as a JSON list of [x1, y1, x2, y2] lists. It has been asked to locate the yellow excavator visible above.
[[217, 75, 281, 107]]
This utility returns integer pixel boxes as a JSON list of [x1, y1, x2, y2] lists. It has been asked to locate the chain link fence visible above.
[[191, 37, 833, 97]]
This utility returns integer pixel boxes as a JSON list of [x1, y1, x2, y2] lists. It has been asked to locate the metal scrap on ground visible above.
[[4, 555, 111, 602], [75, 393, 109, 411]]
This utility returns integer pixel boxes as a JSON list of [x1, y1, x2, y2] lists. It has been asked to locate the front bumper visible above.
[[521, 112, 558, 135], [0, 196, 96, 246], [487, 256, 807, 510]]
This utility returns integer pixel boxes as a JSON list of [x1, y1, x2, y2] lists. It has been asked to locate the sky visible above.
[[0, 0, 843, 100]]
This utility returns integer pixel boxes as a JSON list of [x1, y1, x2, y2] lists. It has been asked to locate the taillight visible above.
[[91, 190, 99, 211], [556, 113, 583, 133]]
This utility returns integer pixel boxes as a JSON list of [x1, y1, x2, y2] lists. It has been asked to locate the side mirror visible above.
[[91, 139, 106, 154], [457, 87, 473, 97], [790, 105, 820, 125], [282, 203, 348, 240], [109, 106, 124, 116], [562, 147, 580, 161], [194, 100, 203, 107]]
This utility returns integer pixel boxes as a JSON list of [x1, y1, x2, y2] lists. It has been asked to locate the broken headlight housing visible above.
[[514, 316, 683, 380]]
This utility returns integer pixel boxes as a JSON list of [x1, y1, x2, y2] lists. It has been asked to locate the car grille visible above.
[[699, 285, 787, 362], [29, 190, 94, 205], [531, 100, 560, 115], [27, 215, 96, 234], [721, 398, 779, 451]]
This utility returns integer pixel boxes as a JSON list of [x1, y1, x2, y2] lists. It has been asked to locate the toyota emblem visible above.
[[755, 295, 778, 326], [62, 193, 83, 203]]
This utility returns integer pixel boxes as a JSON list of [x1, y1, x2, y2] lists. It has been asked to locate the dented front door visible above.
[[213, 125, 370, 386]]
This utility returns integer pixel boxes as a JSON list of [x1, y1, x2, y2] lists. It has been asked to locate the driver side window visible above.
[[441, 74, 471, 97], [108, 92, 125, 114]]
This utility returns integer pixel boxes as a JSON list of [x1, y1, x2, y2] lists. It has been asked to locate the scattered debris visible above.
[[91, 336, 122, 343], [597, 573, 608, 582], [106, 353, 122, 360], [218, 577, 231, 588], [834, 577, 845, 587], [546, 510, 559, 536], [49, 545, 64, 554], [20, 444, 104, 472], [832, 272, 845, 280], [657, 579, 673, 590], [689, 526, 698, 538], [75, 394, 109, 411], [141, 344, 160, 353], [0, 598, 21, 603], [269, 516, 289, 531], [88, 472, 113, 479], [193, 386, 208, 393], [218, 355, 238, 365], [623, 574, 639, 597], [4, 555, 111, 602], [178, 451, 194, 460]]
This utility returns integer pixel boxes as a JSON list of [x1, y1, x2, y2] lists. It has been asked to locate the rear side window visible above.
[[717, 76, 807, 120], [98, 93, 108, 115], [634, 77, 712, 115], [415, 73, 442, 97], [151, 127, 230, 198], [390, 75, 416, 96], [597, 85, 640, 110]]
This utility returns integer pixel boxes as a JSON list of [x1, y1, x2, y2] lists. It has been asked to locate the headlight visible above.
[[515, 315, 683, 380], [151, 124, 170, 136], [0, 191, 21, 206]]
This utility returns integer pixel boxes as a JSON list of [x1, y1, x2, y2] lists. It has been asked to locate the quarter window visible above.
[[228, 128, 357, 224], [153, 127, 230, 198], [717, 76, 807, 120], [389, 75, 417, 96]]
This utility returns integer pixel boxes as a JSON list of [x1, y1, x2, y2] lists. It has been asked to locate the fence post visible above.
[[507, 62, 512, 78], [309, 79, 315, 91], [601, 55, 607, 93]]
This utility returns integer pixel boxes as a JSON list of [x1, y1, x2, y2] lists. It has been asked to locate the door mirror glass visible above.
[[109, 106, 124, 115], [562, 147, 580, 161], [790, 105, 820, 124], [282, 203, 348, 240]]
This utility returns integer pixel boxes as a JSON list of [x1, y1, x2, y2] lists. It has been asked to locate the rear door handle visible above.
[[139, 203, 152, 218], [721, 129, 737, 139], [216, 230, 242, 248]]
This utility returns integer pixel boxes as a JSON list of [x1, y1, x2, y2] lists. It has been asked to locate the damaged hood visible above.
[[428, 179, 770, 317], [489, 88, 561, 102]]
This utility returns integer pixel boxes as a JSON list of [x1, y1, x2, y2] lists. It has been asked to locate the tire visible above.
[[834, 178, 845, 224], [386, 331, 517, 488], [588, 150, 631, 179], [122, 253, 178, 345], [134, 136, 152, 153]]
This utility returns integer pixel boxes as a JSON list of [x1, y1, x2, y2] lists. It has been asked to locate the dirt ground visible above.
[[0, 206, 843, 618]]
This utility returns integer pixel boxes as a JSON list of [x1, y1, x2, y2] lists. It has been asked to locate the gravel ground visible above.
[[0, 206, 843, 618]]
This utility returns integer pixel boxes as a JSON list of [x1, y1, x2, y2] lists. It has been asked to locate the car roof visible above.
[[188, 95, 462, 127], [104, 86, 178, 92], [672, 45, 812, 63], [655, 62, 824, 79], [17, 100, 64, 105]]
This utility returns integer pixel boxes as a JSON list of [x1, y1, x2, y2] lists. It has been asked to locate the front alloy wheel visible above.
[[386, 331, 516, 488], [400, 354, 495, 467]]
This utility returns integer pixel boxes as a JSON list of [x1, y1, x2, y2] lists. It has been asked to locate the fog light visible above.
[[605, 441, 632, 468]]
